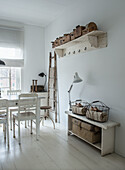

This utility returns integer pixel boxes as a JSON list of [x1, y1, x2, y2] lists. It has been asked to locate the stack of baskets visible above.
[[51, 22, 98, 48], [71, 100, 110, 123]]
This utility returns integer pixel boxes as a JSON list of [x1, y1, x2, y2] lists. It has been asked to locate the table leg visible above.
[[36, 99, 40, 140]]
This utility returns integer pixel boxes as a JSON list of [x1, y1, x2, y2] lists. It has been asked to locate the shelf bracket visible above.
[[88, 35, 98, 48], [55, 49, 63, 57]]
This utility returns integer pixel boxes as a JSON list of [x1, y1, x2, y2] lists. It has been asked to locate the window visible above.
[[0, 67, 21, 96], [0, 26, 23, 96], [0, 47, 23, 60]]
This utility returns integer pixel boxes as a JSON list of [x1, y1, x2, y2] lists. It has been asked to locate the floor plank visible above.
[[0, 120, 125, 170]]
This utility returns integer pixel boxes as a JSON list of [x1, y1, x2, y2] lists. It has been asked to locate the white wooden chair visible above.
[[0, 99, 9, 146], [13, 93, 38, 145], [7, 90, 21, 96], [7, 90, 21, 130]]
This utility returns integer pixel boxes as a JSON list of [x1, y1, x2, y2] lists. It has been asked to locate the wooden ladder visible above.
[[48, 52, 58, 123]]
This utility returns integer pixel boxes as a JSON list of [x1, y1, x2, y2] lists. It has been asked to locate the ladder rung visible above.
[[49, 98, 55, 101], [49, 99, 57, 102], [50, 109, 55, 112], [49, 77, 57, 80], [49, 77, 55, 79], [49, 88, 57, 91]]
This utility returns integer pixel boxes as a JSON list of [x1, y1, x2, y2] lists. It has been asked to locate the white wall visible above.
[[45, 0, 125, 157], [22, 25, 45, 92]]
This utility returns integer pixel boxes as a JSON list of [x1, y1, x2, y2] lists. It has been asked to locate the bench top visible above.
[[65, 111, 120, 130]]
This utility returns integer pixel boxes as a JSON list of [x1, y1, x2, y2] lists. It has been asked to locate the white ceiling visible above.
[[0, 0, 76, 27]]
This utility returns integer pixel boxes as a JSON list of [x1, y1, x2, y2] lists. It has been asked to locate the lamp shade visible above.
[[73, 72, 82, 83], [38, 72, 47, 89], [38, 72, 46, 77], [0, 60, 5, 66]]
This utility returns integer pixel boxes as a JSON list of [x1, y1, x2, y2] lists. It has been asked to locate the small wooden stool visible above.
[[40, 106, 55, 129]]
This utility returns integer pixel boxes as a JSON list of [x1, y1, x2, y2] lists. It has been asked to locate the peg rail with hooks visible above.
[[54, 30, 107, 58]]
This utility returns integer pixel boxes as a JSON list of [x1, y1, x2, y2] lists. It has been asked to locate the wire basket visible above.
[[71, 100, 89, 116], [86, 101, 110, 122]]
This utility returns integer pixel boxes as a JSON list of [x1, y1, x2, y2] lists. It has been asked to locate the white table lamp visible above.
[[68, 72, 82, 110]]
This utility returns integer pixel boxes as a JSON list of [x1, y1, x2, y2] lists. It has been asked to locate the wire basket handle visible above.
[[90, 100, 110, 109]]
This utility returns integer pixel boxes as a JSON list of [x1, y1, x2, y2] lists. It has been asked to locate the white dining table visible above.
[[2, 94, 45, 140]]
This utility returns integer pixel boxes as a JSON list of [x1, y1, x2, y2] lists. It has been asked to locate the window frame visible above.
[[0, 67, 21, 93]]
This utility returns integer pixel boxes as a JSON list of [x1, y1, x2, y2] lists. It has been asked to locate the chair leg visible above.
[[25, 121, 27, 128], [36, 120, 38, 141], [31, 120, 33, 134], [10, 110, 12, 130], [6, 121, 9, 146], [3, 123, 5, 132], [13, 117, 15, 138], [4, 123, 6, 138], [28, 120, 29, 127], [42, 109, 46, 126], [48, 116, 55, 129], [18, 120, 21, 145], [42, 116, 44, 126], [47, 109, 55, 129]]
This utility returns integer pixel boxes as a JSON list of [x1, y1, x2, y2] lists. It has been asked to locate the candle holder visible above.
[[35, 80, 38, 92], [31, 80, 35, 92]]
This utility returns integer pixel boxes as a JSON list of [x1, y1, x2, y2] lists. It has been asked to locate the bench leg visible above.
[[101, 127, 115, 156]]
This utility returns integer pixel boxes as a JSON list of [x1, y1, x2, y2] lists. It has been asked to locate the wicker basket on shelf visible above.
[[71, 100, 89, 116], [86, 101, 110, 122]]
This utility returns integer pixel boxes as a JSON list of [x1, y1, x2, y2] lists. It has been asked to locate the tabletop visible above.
[[1, 93, 45, 101]]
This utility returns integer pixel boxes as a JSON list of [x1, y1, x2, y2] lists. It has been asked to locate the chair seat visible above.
[[10, 107, 18, 111], [13, 112, 36, 120], [0, 115, 7, 123], [0, 119, 7, 124], [40, 106, 51, 110], [0, 113, 6, 117], [0, 117, 6, 120]]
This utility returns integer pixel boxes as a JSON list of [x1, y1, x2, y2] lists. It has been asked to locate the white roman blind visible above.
[[0, 26, 24, 67]]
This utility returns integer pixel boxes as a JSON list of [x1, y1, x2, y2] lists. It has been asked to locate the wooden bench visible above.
[[65, 111, 120, 156]]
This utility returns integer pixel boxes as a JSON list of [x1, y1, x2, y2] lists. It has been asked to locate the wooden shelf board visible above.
[[55, 31, 106, 50], [68, 130, 101, 150]]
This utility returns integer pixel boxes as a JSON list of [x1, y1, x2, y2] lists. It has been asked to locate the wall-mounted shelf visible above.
[[55, 31, 107, 57]]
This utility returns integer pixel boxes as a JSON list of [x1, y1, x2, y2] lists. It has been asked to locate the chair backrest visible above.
[[0, 99, 8, 120], [7, 90, 21, 95], [18, 93, 38, 117]]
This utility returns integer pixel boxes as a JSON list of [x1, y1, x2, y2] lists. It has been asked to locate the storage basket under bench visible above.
[[72, 118, 101, 144]]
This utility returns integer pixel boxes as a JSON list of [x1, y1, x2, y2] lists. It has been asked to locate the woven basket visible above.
[[71, 100, 89, 116], [86, 101, 110, 122]]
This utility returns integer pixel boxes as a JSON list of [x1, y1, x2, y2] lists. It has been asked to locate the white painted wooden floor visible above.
[[0, 120, 125, 170]]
